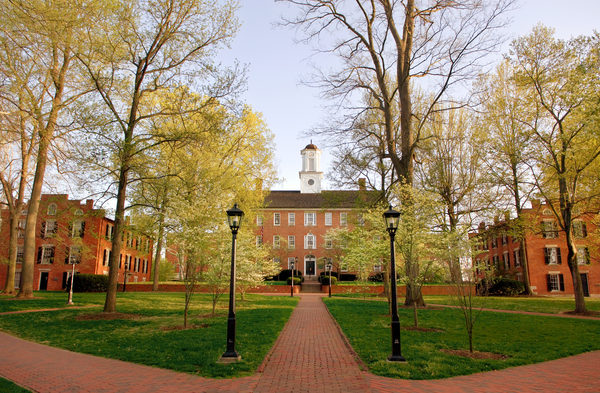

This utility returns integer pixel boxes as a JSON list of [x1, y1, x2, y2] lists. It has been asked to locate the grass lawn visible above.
[[324, 297, 600, 380], [423, 295, 600, 314], [0, 291, 106, 312], [0, 377, 31, 393], [0, 292, 297, 378]]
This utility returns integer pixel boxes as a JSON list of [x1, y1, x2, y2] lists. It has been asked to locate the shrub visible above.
[[66, 274, 109, 293], [320, 276, 338, 285], [339, 273, 357, 282], [318, 271, 339, 279], [369, 272, 384, 282], [278, 269, 302, 281], [286, 276, 302, 285], [489, 278, 525, 296]]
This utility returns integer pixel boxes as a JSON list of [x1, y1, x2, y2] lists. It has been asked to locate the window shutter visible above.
[[556, 248, 562, 265], [65, 247, 70, 264], [585, 247, 590, 264], [546, 274, 551, 291], [541, 222, 546, 238], [49, 246, 54, 264], [37, 247, 42, 264], [559, 274, 565, 291], [582, 222, 587, 237], [304, 235, 308, 249], [80, 221, 85, 238], [544, 248, 549, 265], [119, 254, 122, 269], [41, 221, 46, 238]]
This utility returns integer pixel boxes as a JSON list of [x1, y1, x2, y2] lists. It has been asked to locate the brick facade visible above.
[[0, 194, 153, 291], [471, 200, 598, 297]]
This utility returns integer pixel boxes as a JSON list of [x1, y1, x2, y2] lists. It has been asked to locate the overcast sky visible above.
[[216, 0, 600, 191]]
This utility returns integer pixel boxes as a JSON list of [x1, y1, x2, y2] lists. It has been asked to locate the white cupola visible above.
[[299, 142, 323, 193]]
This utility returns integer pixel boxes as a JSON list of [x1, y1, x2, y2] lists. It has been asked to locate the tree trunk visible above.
[[152, 201, 166, 291], [2, 216, 19, 294]]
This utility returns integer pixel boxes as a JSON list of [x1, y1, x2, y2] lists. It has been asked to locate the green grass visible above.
[[0, 377, 31, 392], [324, 297, 600, 380], [424, 295, 600, 314], [0, 291, 106, 313], [0, 292, 297, 378]]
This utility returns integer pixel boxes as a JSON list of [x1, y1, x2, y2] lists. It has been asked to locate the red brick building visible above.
[[471, 200, 598, 296], [0, 194, 153, 291], [259, 143, 381, 280]]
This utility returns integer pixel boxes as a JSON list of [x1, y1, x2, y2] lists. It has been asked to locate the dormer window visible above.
[[74, 209, 83, 216], [47, 203, 57, 215]]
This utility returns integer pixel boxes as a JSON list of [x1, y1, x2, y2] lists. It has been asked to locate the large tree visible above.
[[76, 0, 243, 312], [280, 0, 515, 305], [510, 26, 600, 314]]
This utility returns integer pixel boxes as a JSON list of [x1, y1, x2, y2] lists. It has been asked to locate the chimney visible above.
[[358, 178, 366, 191], [478, 222, 486, 233], [86, 199, 94, 209]]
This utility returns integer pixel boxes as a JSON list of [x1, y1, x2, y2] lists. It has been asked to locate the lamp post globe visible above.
[[326, 261, 333, 298], [290, 259, 296, 297], [219, 203, 244, 363], [383, 205, 406, 362]]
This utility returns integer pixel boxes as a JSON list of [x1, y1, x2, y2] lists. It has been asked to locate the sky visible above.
[[216, 0, 600, 191]]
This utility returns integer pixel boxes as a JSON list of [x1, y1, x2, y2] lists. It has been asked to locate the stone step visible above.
[[301, 282, 322, 293]]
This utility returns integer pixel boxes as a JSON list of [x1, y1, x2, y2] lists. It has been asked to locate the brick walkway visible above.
[[1, 293, 599, 392]]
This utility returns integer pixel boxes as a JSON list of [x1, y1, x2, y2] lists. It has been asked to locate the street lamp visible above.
[[326, 260, 333, 298], [66, 255, 79, 305], [290, 257, 297, 297], [383, 205, 406, 362], [219, 203, 244, 363]]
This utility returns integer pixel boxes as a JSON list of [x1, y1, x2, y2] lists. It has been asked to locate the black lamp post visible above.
[[219, 203, 244, 363], [290, 258, 296, 297], [326, 260, 333, 298], [383, 205, 406, 362]]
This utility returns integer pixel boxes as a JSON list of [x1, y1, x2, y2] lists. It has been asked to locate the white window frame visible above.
[[18, 220, 26, 238], [72, 220, 84, 238], [325, 239, 333, 249], [40, 245, 55, 264], [503, 252, 510, 270], [573, 221, 586, 238], [340, 259, 348, 272], [542, 220, 558, 239], [304, 233, 316, 249], [549, 274, 561, 291], [257, 215, 263, 226], [288, 212, 295, 226], [577, 247, 588, 265], [325, 212, 332, 226], [273, 257, 281, 265], [68, 246, 82, 264], [16, 246, 24, 263], [273, 235, 280, 249], [513, 249, 521, 267], [546, 247, 560, 265], [44, 220, 57, 238], [47, 203, 57, 215], [340, 212, 347, 226], [288, 235, 295, 249], [288, 257, 296, 269], [274, 213, 281, 226], [256, 235, 263, 246], [304, 212, 316, 226]]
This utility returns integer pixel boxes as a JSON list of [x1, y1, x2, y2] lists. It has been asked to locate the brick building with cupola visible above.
[[0, 194, 153, 292], [471, 200, 599, 297], [258, 143, 381, 280]]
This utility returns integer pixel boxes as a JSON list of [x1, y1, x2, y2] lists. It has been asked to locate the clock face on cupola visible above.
[[299, 142, 323, 194]]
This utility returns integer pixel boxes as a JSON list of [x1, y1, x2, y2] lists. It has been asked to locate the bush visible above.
[[286, 276, 302, 285], [66, 274, 109, 293], [488, 278, 525, 296], [339, 273, 357, 282], [369, 272, 384, 282], [278, 269, 302, 281], [320, 276, 337, 285], [319, 271, 339, 279]]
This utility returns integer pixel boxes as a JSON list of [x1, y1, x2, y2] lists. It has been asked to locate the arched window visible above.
[[74, 209, 83, 216], [542, 208, 552, 216], [47, 203, 57, 215]]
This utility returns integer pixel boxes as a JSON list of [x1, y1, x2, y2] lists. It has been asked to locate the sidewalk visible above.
[[1, 294, 599, 392]]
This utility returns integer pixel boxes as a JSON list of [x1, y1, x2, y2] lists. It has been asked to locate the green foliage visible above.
[[487, 278, 525, 296], [320, 276, 337, 285], [286, 277, 302, 285], [0, 377, 30, 393], [157, 259, 175, 282], [278, 269, 302, 281], [67, 274, 109, 293]]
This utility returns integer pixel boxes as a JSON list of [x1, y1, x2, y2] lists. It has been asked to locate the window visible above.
[[18, 220, 26, 238], [516, 273, 523, 282], [273, 257, 281, 265], [136, 236, 142, 250], [577, 247, 590, 265], [374, 262, 382, 272], [16, 246, 24, 263], [482, 238, 489, 250], [503, 252, 510, 270], [543, 208, 552, 216], [304, 233, 316, 249], [340, 259, 348, 272], [273, 235, 280, 249], [513, 249, 521, 267], [484, 257, 490, 270], [144, 259, 148, 274], [103, 249, 110, 266], [47, 203, 57, 215], [126, 232, 133, 247], [274, 213, 281, 226], [573, 221, 587, 238], [341, 239, 348, 249], [42, 220, 57, 238], [288, 257, 296, 269], [37, 245, 55, 264], [492, 254, 499, 268], [325, 239, 333, 249], [71, 220, 85, 238], [325, 212, 332, 226], [502, 234, 508, 245], [491, 237, 498, 249], [546, 273, 565, 292], [74, 209, 83, 216], [105, 224, 113, 241], [288, 213, 295, 226], [256, 235, 263, 246], [256, 215, 263, 226], [542, 220, 558, 239], [66, 246, 81, 264], [340, 212, 347, 226], [135, 258, 140, 272], [544, 247, 562, 265], [308, 156, 315, 171], [288, 235, 295, 249], [14, 271, 21, 289], [304, 212, 316, 226]]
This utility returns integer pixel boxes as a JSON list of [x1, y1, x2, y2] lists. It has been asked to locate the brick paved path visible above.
[[1, 293, 600, 392]]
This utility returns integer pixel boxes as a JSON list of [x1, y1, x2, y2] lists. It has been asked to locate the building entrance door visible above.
[[305, 256, 316, 276], [39, 272, 49, 291], [580, 273, 590, 297]]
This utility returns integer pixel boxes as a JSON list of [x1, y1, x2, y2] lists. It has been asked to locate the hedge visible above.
[[66, 274, 109, 293], [278, 269, 303, 281], [320, 276, 338, 285]]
